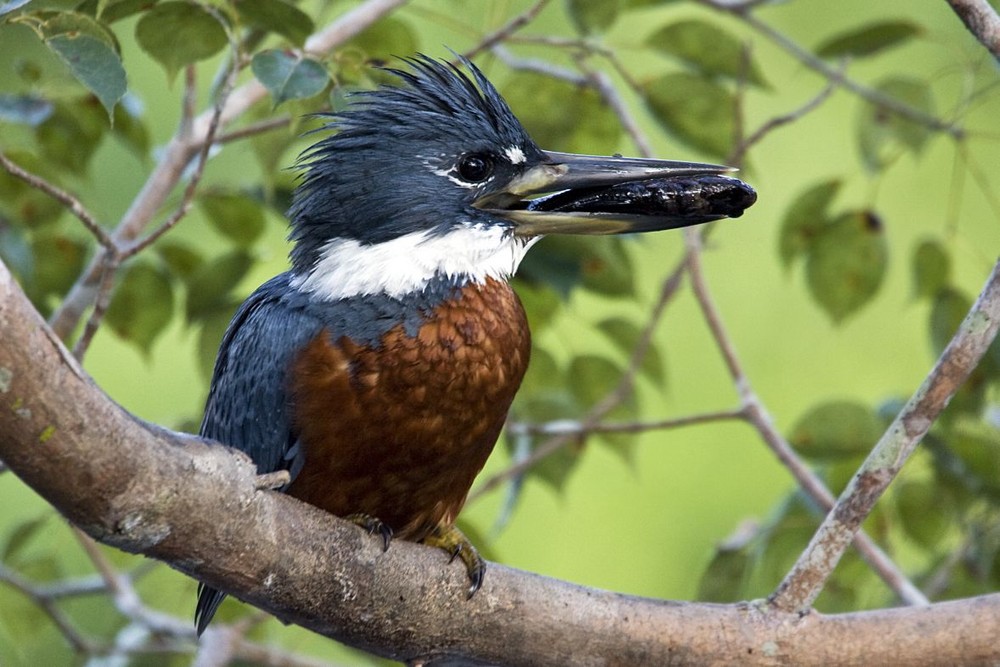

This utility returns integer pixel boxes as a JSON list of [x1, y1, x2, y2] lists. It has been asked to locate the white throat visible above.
[[290, 224, 538, 300]]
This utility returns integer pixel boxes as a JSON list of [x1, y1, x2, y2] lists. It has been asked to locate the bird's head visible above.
[[288, 55, 754, 301]]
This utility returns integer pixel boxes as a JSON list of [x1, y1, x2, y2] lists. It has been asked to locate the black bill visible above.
[[478, 150, 756, 236]]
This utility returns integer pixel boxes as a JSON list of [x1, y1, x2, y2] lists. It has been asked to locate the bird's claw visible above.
[[254, 470, 291, 490], [345, 513, 393, 552], [422, 525, 486, 598]]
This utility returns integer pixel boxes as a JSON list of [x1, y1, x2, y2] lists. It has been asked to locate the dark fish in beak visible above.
[[522, 174, 757, 235], [478, 150, 757, 237]]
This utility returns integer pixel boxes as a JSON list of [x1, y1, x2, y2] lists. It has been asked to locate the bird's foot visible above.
[[345, 512, 393, 551], [254, 470, 291, 490], [421, 525, 485, 598]]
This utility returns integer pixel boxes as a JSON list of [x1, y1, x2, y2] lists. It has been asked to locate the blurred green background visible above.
[[1, 0, 998, 664]]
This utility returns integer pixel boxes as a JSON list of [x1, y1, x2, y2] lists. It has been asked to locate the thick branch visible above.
[[945, 0, 1000, 62], [2, 261, 1000, 664], [771, 259, 1000, 613]]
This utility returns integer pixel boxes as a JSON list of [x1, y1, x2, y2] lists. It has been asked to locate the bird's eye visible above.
[[457, 154, 493, 183]]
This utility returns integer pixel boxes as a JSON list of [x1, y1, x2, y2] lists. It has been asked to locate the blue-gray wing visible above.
[[196, 273, 321, 634], [199, 273, 322, 475]]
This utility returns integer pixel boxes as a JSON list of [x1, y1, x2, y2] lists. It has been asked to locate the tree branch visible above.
[[945, 0, 1000, 62], [685, 231, 931, 607], [699, 0, 963, 138], [4, 255, 999, 664], [0, 152, 115, 251], [770, 259, 1000, 613], [463, 0, 552, 59]]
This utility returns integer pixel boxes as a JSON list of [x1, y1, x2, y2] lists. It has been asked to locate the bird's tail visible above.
[[195, 583, 226, 636]]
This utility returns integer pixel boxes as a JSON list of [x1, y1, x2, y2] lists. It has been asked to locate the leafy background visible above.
[[0, 0, 998, 664]]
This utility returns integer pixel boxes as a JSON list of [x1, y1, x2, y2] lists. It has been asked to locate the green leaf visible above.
[[111, 95, 150, 159], [234, 0, 313, 46], [76, 0, 157, 23], [506, 420, 584, 492], [515, 346, 563, 397], [0, 226, 32, 282], [185, 250, 252, 321], [28, 234, 88, 314], [912, 238, 950, 300], [105, 261, 175, 355], [816, 21, 921, 59], [346, 17, 417, 63], [580, 237, 634, 297], [517, 235, 634, 298], [697, 545, 750, 602], [45, 33, 126, 115], [896, 480, 954, 548], [944, 419, 1000, 499], [597, 317, 665, 385], [198, 190, 266, 248], [0, 94, 52, 125], [135, 1, 229, 82], [501, 72, 621, 154], [251, 50, 330, 107], [2, 515, 50, 564], [513, 281, 561, 332], [647, 20, 767, 87], [35, 98, 107, 174], [929, 287, 971, 356], [568, 354, 622, 408], [805, 211, 887, 323], [857, 76, 934, 172], [789, 400, 882, 459], [778, 179, 841, 269], [155, 240, 204, 283], [643, 72, 734, 159], [565, 0, 622, 35], [756, 496, 819, 591], [0, 151, 67, 227], [23, 9, 119, 49]]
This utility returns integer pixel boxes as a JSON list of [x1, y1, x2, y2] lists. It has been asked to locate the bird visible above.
[[194, 53, 755, 634]]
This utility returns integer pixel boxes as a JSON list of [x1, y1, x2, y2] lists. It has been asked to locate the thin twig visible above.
[[71, 255, 119, 359], [576, 59, 655, 157], [945, 0, 1000, 62], [464, 0, 553, 59], [771, 260, 1000, 613], [489, 45, 587, 85], [215, 115, 292, 145], [508, 408, 746, 437], [700, 0, 963, 138], [181, 65, 198, 135], [0, 152, 116, 251], [71, 527, 192, 636], [0, 563, 103, 653], [121, 51, 239, 260], [728, 74, 839, 165]]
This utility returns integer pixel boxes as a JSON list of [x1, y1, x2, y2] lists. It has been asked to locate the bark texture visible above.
[[1, 260, 998, 665]]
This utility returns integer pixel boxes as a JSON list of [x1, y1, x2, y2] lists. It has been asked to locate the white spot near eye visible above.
[[505, 145, 526, 164]]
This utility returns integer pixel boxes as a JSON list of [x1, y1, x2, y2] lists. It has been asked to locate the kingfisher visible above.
[[194, 54, 755, 633]]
